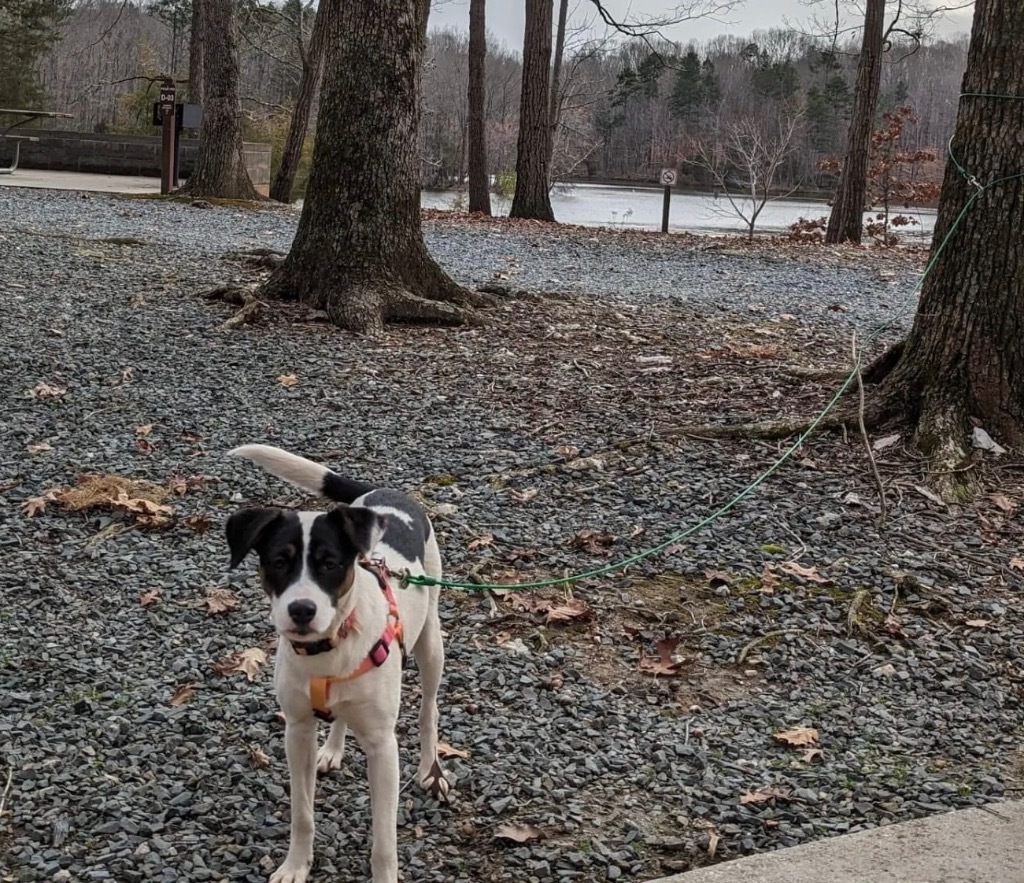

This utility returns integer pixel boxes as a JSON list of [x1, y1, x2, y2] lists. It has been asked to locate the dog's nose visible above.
[[288, 599, 317, 627]]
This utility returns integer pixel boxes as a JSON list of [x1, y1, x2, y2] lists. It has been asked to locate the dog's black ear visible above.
[[328, 506, 386, 557], [226, 507, 283, 569]]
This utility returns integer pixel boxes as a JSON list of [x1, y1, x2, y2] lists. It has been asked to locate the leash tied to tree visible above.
[[402, 91, 1024, 594]]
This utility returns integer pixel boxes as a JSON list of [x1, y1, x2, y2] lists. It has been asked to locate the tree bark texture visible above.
[[467, 0, 491, 215], [880, 0, 1024, 490], [510, 0, 555, 221], [269, 2, 330, 203], [187, 0, 204, 103], [824, 0, 884, 244], [180, 0, 260, 200], [260, 0, 485, 333], [547, 0, 569, 185]]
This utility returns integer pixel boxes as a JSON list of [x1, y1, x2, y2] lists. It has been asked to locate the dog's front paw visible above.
[[316, 744, 345, 773], [269, 857, 311, 883], [418, 757, 451, 802]]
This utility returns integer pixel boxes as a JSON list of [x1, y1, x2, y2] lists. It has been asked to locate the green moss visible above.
[[760, 543, 786, 554], [425, 474, 458, 486]]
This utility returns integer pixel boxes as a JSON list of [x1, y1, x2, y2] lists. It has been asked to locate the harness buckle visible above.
[[368, 638, 390, 667]]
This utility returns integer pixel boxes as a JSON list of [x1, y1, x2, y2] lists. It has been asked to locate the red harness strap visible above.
[[309, 559, 404, 721]]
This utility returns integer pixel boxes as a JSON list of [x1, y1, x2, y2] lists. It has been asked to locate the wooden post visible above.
[[659, 168, 677, 233], [159, 77, 177, 195]]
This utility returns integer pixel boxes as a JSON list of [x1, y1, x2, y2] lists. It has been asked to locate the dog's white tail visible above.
[[229, 444, 374, 503]]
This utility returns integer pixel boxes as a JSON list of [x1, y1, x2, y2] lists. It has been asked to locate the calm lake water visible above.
[[421, 182, 938, 240]]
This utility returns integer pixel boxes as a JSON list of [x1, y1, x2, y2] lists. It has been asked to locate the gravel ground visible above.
[[1, 187, 1022, 883]]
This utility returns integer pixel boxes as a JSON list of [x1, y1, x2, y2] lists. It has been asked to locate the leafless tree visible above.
[[685, 109, 804, 238]]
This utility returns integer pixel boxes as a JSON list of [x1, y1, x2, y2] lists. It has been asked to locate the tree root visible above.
[[387, 290, 487, 327], [201, 283, 251, 305], [218, 294, 265, 330], [678, 401, 891, 441], [862, 340, 905, 385]]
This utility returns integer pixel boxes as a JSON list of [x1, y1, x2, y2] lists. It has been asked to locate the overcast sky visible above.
[[430, 1, 975, 53]]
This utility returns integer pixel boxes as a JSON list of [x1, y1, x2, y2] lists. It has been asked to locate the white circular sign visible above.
[[660, 168, 677, 187]]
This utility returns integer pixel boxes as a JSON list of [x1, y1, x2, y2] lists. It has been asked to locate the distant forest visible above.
[[31, 2, 967, 194]]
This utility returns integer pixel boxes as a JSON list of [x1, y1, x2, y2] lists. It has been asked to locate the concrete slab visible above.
[[648, 801, 1024, 883], [0, 168, 160, 194]]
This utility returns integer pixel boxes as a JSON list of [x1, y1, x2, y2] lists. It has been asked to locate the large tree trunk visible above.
[[259, 0, 488, 334], [510, 0, 555, 221], [180, 0, 260, 200], [546, 0, 569, 186], [187, 0, 204, 103], [269, 2, 330, 203], [876, 0, 1024, 498], [467, 0, 491, 215], [824, 0, 884, 244]]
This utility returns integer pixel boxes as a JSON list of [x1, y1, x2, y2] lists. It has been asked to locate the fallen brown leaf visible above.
[[437, 742, 469, 759], [571, 528, 616, 556], [204, 586, 240, 615], [31, 382, 67, 398], [507, 487, 538, 503], [468, 534, 494, 551], [965, 619, 991, 629], [22, 491, 58, 517], [135, 438, 155, 455], [213, 647, 267, 682], [704, 569, 732, 588], [801, 748, 825, 764], [276, 374, 299, 387], [760, 563, 780, 595], [740, 786, 792, 805], [493, 823, 546, 843], [1010, 557, 1024, 572], [26, 443, 53, 454], [140, 589, 162, 607], [554, 444, 580, 459], [248, 744, 272, 769], [136, 424, 154, 436], [183, 513, 211, 533], [494, 631, 513, 645], [169, 683, 196, 706], [990, 494, 1015, 513], [544, 598, 592, 624], [778, 561, 828, 584], [772, 727, 820, 748], [639, 636, 687, 676]]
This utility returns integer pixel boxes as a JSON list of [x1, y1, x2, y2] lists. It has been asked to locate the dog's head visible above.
[[225, 507, 386, 638]]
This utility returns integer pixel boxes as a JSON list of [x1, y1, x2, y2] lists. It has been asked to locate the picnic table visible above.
[[0, 108, 74, 174]]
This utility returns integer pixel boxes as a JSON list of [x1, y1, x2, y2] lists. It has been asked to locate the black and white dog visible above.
[[225, 444, 447, 883]]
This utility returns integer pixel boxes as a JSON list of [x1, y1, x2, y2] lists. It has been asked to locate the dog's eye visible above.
[[316, 559, 339, 573], [268, 556, 291, 573]]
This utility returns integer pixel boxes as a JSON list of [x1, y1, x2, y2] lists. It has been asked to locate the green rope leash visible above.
[[406, 93, 1024, 592]]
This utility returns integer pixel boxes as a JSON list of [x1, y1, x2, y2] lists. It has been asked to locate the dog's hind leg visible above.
[[317, 719, 347, 773], [412, 588, 449, 801]]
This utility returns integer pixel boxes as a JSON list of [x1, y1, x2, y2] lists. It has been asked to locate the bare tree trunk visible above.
[[180, 0, 260, 200], [824, 0, 884, 244], [876, 0, 1024, 499], [467, 0, 491, 215], [510, 0, 555, 221], [188, 0, 204, 103], [270, 2, 330, 203], [546, 0, 569, 185], [259, 0, 489, 333]]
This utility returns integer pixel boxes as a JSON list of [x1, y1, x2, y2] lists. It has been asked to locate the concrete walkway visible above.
[[0, 168, 160, 194], [649, 801, 1024, 883]]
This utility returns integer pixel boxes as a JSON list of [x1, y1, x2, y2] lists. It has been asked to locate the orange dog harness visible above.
[[308, 558, 404, 722]]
